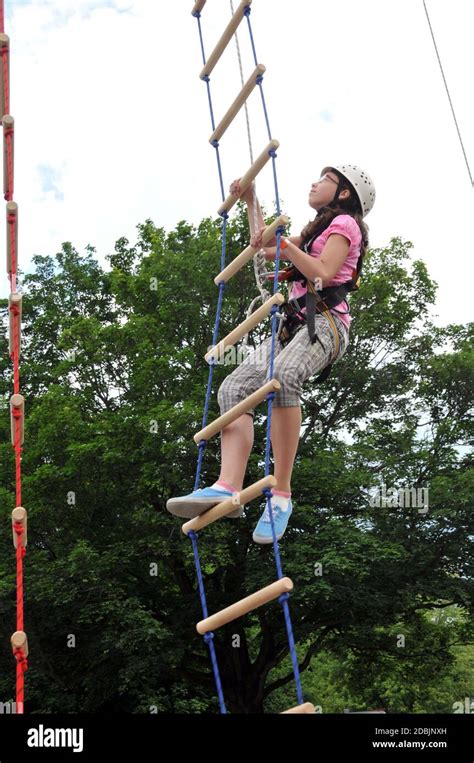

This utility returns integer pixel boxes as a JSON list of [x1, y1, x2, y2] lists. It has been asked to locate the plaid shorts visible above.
[[217, 311, 350, 416]]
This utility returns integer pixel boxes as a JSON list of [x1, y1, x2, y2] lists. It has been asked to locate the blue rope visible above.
[[191, 5, 305, 713], [189, 530, 227, 714], [191, 13, 228, 713]]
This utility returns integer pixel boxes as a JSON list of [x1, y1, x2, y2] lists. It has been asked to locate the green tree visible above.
[[0, 208, 472, 713]]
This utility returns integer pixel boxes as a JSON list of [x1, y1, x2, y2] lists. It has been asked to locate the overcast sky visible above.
[[2, 0, 473, 328]]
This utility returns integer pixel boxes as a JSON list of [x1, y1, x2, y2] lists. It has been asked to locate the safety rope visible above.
[[422, 0, 473, 187], [229, 0, 273, 354], [192, 1, 304, 713], [1, 1, 27, 714]]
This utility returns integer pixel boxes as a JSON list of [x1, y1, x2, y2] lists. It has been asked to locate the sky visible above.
[[1, 0, 473, 328]]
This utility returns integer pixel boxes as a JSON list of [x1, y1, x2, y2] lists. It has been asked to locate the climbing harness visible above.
[[267, 232, 363, 382]]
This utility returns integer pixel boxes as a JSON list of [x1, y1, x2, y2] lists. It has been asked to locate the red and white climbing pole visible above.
[[1, 0, 28, 715]]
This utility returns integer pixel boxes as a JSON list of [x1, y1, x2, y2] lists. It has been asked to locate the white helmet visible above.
[[321, 164, 376, 217]]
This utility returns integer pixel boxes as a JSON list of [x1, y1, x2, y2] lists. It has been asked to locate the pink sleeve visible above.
[[325, 215, 361, 248]]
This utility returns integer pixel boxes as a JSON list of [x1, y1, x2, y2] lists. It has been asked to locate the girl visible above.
[[167, 164, 376, 543]]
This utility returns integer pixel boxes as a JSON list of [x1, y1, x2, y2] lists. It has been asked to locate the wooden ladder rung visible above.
[[218, 139, 279, 216], [281, 702, 316, 714], [194, 379, 280, 443], [204, 292, 284, 363], [12, 507, 27, 548], [182, 474, 276, 535], [214, 214, 289, 284], [210, 64, 266, 144], [200, 0, 253, 80], [196, 576, 293, 634], [191, 0, 206, 15]]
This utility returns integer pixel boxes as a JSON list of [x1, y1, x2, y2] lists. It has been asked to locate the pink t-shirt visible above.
[[288, 214, 362, 331]]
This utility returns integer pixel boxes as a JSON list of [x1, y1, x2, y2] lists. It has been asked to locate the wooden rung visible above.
[[12, 507, 27, 548], [182, 474, 276, 535], [200, 0, 252, 80], [210, 64, 266, 144], [196, 575, 293, 635], [204, 292, 284, 363], [3, 114, 14, 199], [281, 702, 316, 714], [214, 214, 290, 284], [11, 630, 28, 658], [9, 292, 22, 356], [6, 200, 18, 274], [194, 379, 280, 443], [0, 34, 9, 119], [191, 0, 206, 14], [218, 138, 279, 216], [10, 393, 25, 446]]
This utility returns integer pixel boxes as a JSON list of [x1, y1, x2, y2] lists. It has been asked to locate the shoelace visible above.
[[262, 502, 280, 523]]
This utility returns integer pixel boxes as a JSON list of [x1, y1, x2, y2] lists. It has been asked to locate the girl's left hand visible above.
[[250, 226, 266, 249]]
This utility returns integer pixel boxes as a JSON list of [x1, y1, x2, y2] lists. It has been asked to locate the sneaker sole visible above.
[[252, 530, 284, 544], [166, 496, 244, 519]]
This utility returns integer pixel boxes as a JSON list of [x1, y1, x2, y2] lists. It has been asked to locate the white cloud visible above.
[[1, 0, 472, 328]]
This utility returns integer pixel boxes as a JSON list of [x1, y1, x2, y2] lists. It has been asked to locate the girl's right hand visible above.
[[229, 178, 256, 203]]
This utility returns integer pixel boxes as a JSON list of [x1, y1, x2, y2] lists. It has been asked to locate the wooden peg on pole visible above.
[[12, 507, 27, 548], [0, 34, 9, 119], [8, 291, 22, 356], [11, 631, 28, 658], [6, 200, 17, 273], [10, 393, 24, 445], [3, 113, 14, 199]]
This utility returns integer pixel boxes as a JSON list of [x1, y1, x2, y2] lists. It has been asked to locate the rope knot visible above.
[[13, 648, 28, 672], [203, 631, 214, 644], [278, 592, 290, 604], [269, 149, 277, 158]]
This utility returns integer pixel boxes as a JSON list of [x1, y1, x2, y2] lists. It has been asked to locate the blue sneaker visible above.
[[166, 486, 244, 519], [252, 497, 293, 544]]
